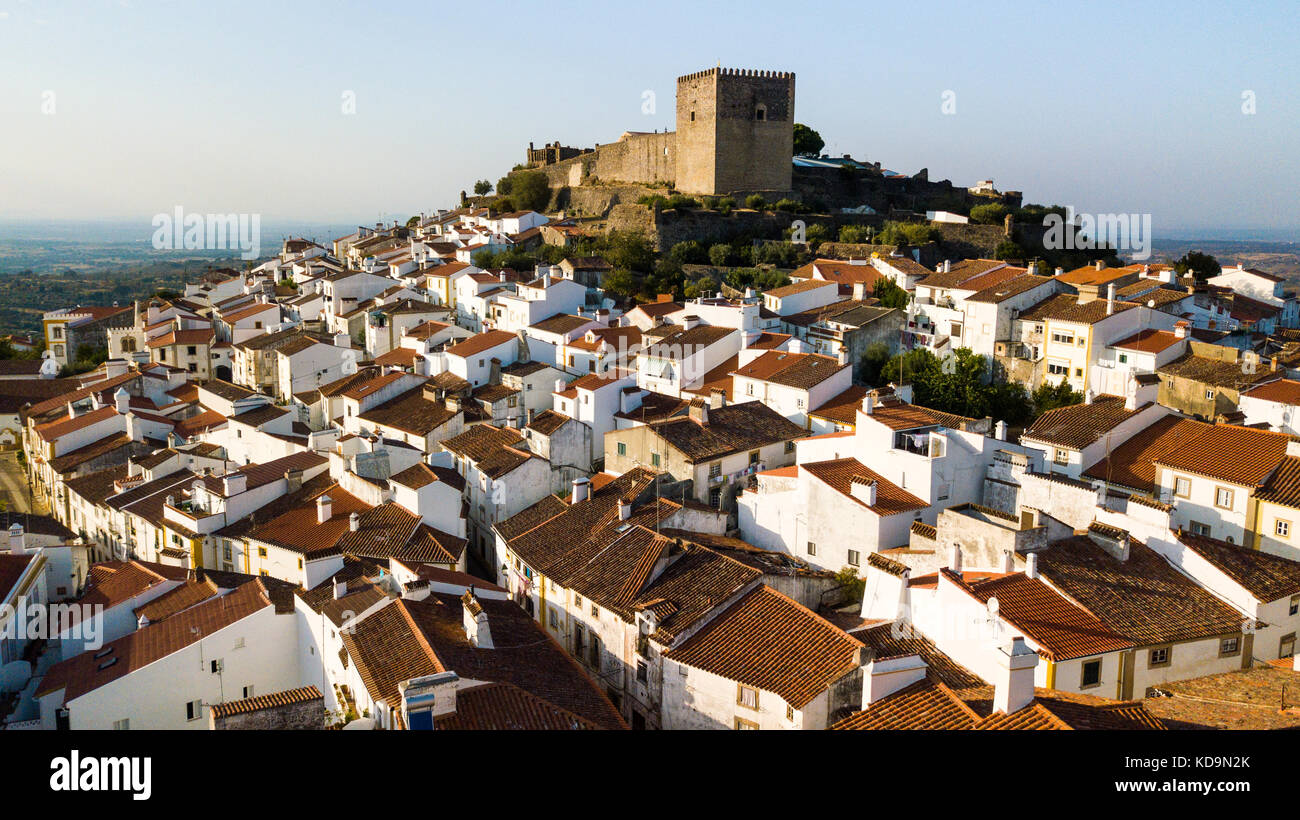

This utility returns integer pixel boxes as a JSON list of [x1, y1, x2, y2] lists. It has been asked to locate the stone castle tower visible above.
[[674, 67, 795, 196]]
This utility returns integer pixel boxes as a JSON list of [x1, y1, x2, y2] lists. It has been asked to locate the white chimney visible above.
[[942, 260, 951, 273], [333, 580, 347, 600], [993, 636, 1039, 715], [994, 420, 1007, 441], [618, 498, 632, 520], [349, 512, 360, 532], [570, 477, 590, 505], [1106, 283, 1116, 315], [681, 314, 700, 330], [462, 590, 493, 648], [316, 494, 333, 524], [7, 524, 24, 555], [114, 388, 130, 415], [850, 477, 878, 507], [221, 471, 247, 496], [1025, 552, 1039, 580], [1054, 267, 1064, 277], [861, 393, 875, 415], [948, 543, 963, 572], [1174, 321, 1187, 339], [1001, 550, 1015, 573]]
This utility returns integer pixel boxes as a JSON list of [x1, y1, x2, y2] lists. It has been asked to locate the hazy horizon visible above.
[[2, 0, 1298, 237]]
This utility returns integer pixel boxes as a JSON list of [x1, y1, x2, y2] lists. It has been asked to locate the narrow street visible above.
[[0, 452, 31, 514]]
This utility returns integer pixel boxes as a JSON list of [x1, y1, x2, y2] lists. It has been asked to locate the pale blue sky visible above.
[[2, 0, 1298, 237]]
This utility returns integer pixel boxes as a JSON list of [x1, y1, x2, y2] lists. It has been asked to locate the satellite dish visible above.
[[986, 597, 1000, 618]]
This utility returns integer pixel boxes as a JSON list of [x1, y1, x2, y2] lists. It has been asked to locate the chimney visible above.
[[8, 524, 24, 555], [114, 388, 130, 415], [1025, 552, 1039, 580], [619, 498, 633, 521], [399, 671, 460, 729], [709, 388, 726, 409], [994, 420, 1007, 441], [1001, 550, 1015, 573], [861, 393, 875, 415], [1174, 321, 1188, 339], [462, 589, 493, 648], [681, 314, 700, 330], [349, 512, 360, 532], [1054, 267, 1063, 277], [1088, 523, 1130, 561], [333, 579, 347, 600], [284, 468, 303, 493], [688, 400, 709, 425], [1094, 260, 1105, 271], [316, 494, 333, 524], [221, 471, 247, 496], [1106, 283, 1115, 315], [942, 260, 951, 273], [334, 332, 351, 349], [850, 476, 878, 507], [948, 543, 963, 573], [993, 636, 1039, 715], [570, 477, 590, 505]]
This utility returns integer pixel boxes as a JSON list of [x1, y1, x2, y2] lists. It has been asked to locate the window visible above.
[[1075, 368, 1083, 377], [1214, 487, 1234, 509], [1054, 448, 1070, 466], [747, 383, 754, 396], [1051, 331, 1074, 345], [186, 700, 203, 721], [242, 685, 254, 699], [574, 594, 583, 607], [709, 487, 722, 508], [1205, 388, 1215, 400], [574, 624, 586, 654], [1118, 353, 1128, 364], [617, 442, 626, 457], [1080, 659, 1102, 688], [734, 717, 759, 730], [651, 453, 660, 467], [785, 440, 796, 453], [796, 398, 805, 409], [709, 461, 722, 479], [754, 104, 766, 121], [1219, 636, 1240, 657], [258, 547, 267, 558], [636, 661, 648, 683], [223, 545, 232, 561], [1290, 595, 1299, 616], [847, 550, 860, 567], [1280, 633, 1296, 659], [1047, 362, 1068, 376], [1190, 521, 1212, 537], [112, 718, 130, 731], [737, 684, 758, 709], [748, 450, 760, 465], [1149, 646, 1171, 668], [807, 541, 817, 556], [591, 603, 599, 617], [786, 705, 795, 721], [1174, 477, 1191, 498]]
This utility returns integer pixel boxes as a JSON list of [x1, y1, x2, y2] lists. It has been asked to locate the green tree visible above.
[[969, 203, 1010, 225], [406, 215, 420, 228], [839, 224, 873, 244], [605, 231, 655, 273], [669, 240, 709, 265], [993, 239, 1027, 260], [876, 221, 940, 246], [473, 179, 493, 196], [1174, 251, 1221, 283], [793, 123, 825, 157], [505, 170, 551, 212], [872, 277, 910, 310], [707, 243, 732, 267], [603, 269, 639, 298], [744, 194, 767, 211], [1032, 378, 1084, 415], [859, 342, 891, 386]]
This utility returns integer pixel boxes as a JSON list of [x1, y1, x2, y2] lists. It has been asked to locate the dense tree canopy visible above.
[[793, 123, 825, 157]]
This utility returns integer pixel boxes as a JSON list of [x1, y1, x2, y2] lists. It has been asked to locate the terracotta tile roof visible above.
[[629, 300, 684, 319], [947, 571, 1135, 661], [174, 409, 226, 438], [1142, 666, 1300, 730], [663, 585, 863, 709], [801, 458, 928, 516], [35, 405, 119, 442], [973, 689, 1165, 730], [48, 432, 135, 474], [64, 466, 131, 505], [445, 330, 517, 358], [732, 350, 846, 390], [133, 576, 221, 622], [332, 502, 422, 560], [358, 388, 456, 436], [247, 484, 371, 558], [1019, 293, 1138, 325], [373, 347, 420, 368], [389, 461, 464, 491], [1175, 531, 1300, 601], [1036, 536, 1247, 645], [0, 554, 33, 602], [1256, 455, 1300, 509], [860, 395, 977, 432], [764, 278, 840, 298], [399, 524, 467, 565], [38, 579, 281, 702], [832, 677, 980, 729], [79, 560, 188, 611], [525, 409, 571, 436], [342, 594, 624, 728], [342, 370, 408, 401], [809, 385, 867, 426], [1022, 395, 1150, 451], [1056, 264, 1138, 287], [1083, 415, 1210, 491], [1158, 351, 1276, 391], [965, 274, 1054, 304], [1153, 422, 1290, 487], [1242, 378, 1300, 405], [210, 685, 323, 720], [1110, 329, 1183, 354], [643, 401, 808, 462], [529, 314, 593, 335], [434, 682, 601, 730]]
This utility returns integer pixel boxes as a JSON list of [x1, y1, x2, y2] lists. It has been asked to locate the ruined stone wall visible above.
[[211, 697, 324, 730]]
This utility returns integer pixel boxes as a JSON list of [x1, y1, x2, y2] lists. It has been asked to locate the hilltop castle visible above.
[[527, 67, 796, 197]]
